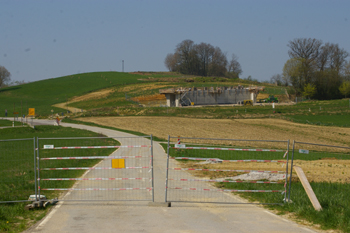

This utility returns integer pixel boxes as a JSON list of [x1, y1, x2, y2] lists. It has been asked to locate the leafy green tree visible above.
[[302, 83, 317, 99], [165, 40, 237, 78], [283, 58, 305, 94], [339, 81, 350, 98], [313, 70, 343, 100]]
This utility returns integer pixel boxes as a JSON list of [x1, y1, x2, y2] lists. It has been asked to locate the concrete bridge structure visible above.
[[160, 86, 264, 107]]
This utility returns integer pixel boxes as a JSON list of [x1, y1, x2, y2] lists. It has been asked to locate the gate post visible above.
[[151, 135, 154, 202], [288, 140, 295, 202], [36, 137, 41, 200], [284, 140, 290, 202], [34, 137, 38, 201], [165, 135, 171, 202]]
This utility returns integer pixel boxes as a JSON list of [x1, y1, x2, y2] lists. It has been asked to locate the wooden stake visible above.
[[294, 166, 322, 211]]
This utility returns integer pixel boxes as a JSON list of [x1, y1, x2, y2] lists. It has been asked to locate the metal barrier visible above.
[[289, 141, 350, 201], [165, 136, 290, 204], [0, 138, 36, 203], [37, 136, 154, 202]]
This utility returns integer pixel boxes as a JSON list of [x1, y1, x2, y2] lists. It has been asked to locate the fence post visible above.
[[34, 137, 38, 201], [288, 140, 295, 202], [37, 137, 41, 200], [284, 140, 290, 202], [151, 135, 154, 202], [165, 135, 171, 202]]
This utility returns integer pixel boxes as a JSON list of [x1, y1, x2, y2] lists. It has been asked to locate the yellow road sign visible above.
[[28, 108, 35, 116]]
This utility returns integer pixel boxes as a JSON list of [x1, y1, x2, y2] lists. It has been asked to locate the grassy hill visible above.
[[0, 72, 145, 117], [1, 71, 349, 128], [0, 71, 273, 117]]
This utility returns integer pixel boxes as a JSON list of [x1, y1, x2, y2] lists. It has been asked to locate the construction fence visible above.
[[0, 135, 154, 203], [0, 138, 36, 203], [165, 136, 290, 204], [1, 136, 350, 206], [289, 141, 350, 202]]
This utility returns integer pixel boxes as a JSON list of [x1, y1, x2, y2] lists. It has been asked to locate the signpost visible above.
[[28, 108, 35, 127]]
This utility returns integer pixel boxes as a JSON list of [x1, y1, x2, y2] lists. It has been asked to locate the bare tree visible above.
[[227, 53, 242, 79], [270, 74, 282, 86], [0, 65, 11, 88], [288, 38, 322, 84], [194, 42, 215, 76], [164, 53, 177, 72], [317, 43, 349, 73], [288, 38, 322, 62], [344, 61, 350, 81], [208, 47, 227, 77], [175, 39, 198, 74], [328, 44, 349, 73]]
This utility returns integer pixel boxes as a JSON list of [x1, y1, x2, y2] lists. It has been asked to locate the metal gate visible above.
[[165, 136, 290, 204], [37, 136, 154, 202], [0, 138, 36, 203]]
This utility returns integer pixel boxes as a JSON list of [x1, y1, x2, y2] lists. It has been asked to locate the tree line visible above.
[[275, 38, 350, 99], [164, 39, 242, 79]]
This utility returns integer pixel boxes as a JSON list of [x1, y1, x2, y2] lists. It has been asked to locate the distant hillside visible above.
[[0, 72, 144, 117]]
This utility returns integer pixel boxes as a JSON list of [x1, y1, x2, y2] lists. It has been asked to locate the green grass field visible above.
[[0, 126, 119, 232], [0, 119, 23, 127], [0, 72, 145, 117], [285, 114, 350, 127]]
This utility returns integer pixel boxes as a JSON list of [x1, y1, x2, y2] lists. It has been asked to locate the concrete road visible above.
[[22, 119, 317, 233]]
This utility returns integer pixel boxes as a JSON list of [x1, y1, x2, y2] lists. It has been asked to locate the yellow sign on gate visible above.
[[112, 159, 125, 169]]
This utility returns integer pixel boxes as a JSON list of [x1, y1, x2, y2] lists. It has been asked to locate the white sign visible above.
[[299, 149, 309, 154], [44, 145, 54, 149], [175, 144, 186, 149]]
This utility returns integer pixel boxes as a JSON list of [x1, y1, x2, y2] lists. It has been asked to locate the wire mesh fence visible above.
[[37, 136, 154, 202], [290, 141, 350, 201], [0, 138, 36, 203], [165, 136, 290, 204]]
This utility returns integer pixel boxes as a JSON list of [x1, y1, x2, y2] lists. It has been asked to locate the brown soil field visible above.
[[132, 94, 166, 102], [76, 117, 350, 148], [118, 83, 170, 93], [76, 117, 350, 183]]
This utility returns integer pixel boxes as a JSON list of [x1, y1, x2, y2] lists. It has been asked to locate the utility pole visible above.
[[122, 60, 124, 72]]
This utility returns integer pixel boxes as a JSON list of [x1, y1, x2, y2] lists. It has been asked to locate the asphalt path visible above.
[[18, 119, 318, 233]]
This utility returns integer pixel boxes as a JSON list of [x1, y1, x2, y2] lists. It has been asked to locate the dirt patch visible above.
[[132, 94, 166, 102], [177, 159, 350, 183], [118, 83, 170, 93], [70, 88, 115, 103]]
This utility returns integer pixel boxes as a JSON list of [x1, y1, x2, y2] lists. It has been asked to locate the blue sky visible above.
[[1, 0, 349, 83]]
